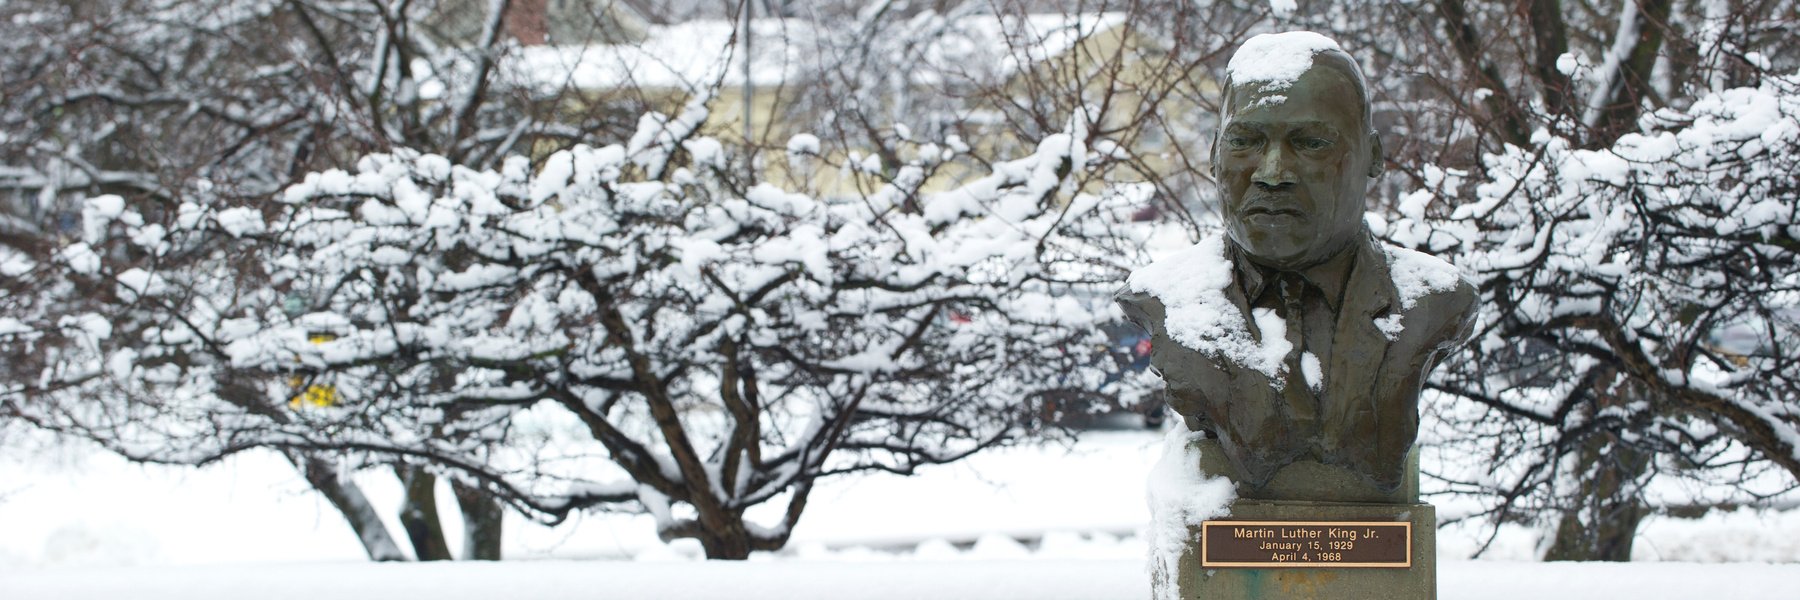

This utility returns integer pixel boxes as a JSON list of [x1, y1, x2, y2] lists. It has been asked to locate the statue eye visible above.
[[1295, 137, 1333, 151], [1225, 135, 1256, 150]]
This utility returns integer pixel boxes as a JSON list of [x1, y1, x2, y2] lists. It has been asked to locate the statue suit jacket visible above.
[[1117, 234, 1476, 493]]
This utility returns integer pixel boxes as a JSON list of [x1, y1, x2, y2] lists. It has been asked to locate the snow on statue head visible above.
[[1213, 31, 1383, 272]]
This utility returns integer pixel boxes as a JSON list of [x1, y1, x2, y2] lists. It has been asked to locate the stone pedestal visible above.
[[1172, 500, 1436, 600], [1197, 438, 1420, 505], [1162, 438, 1437, 599]]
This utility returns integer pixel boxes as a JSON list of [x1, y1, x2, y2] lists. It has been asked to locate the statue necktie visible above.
[[1277, 273, 1319, 425]]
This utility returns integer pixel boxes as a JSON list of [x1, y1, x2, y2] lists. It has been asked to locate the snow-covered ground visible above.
[[2, 426, 1796, 597], [6, 559, 1800, 600]]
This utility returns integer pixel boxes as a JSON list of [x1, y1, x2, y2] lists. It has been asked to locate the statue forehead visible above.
[[1220, 32, 1369, 129], [1225, 67, 1362, 126]]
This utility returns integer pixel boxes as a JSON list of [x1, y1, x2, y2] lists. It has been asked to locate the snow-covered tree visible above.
[[1404, 66, 1800, 559], [10, 92, 1151, 557], [2, 0, 1187, 561], [0, 0, 654, 561]]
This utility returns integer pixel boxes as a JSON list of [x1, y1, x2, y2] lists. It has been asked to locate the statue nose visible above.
[[1252, 145, 1296, 188]]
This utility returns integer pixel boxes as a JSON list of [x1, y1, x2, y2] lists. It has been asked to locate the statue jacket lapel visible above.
[[1317, 237, 1405, 489]]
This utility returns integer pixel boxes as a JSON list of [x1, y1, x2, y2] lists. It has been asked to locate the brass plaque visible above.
[[1199, 521, 1411, 568]]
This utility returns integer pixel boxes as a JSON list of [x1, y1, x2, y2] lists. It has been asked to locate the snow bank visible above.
[[5, 431, 1794, 576], [6, 556, 1795, 600], [1, 560, 1149, 600]]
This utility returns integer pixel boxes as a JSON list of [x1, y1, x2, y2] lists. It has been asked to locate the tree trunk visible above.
[[1544, 370, 1651, 561], [298, 456, 407, 562], [1589, 0, 1676, 142], [662, 505, 759, 560], [394, 464, 455, 561], [1542, 433, 1648, 561], [452, 480, 504, 560], [695, 524, 754, 560]]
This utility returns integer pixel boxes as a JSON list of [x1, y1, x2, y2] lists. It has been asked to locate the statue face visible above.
[[1215, 66, 1376, 270]]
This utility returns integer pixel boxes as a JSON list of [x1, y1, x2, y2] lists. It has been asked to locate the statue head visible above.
[[1213, 32, 1383, 271]]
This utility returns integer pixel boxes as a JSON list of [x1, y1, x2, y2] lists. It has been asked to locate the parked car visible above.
[[1033, 319, 1167, 430]]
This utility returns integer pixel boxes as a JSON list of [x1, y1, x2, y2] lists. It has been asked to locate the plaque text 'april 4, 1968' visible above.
[[1199, 521, 1411, 568]]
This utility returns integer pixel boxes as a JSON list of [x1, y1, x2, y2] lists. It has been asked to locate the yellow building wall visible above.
[[551, 19, 1217, 205]]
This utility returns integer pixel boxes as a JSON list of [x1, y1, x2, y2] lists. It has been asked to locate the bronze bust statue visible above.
[[1118, 32, 1476, 500]]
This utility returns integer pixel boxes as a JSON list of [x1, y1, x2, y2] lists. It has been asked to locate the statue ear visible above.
[[1210, 134, 1223, 181], [1366, 132, 1384, 178]]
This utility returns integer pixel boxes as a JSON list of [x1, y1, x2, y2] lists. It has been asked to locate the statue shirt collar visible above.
[[1228, 238, 1359, 312]]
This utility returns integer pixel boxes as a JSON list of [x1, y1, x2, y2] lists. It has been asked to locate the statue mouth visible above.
[[1245, 206, 1301, 216], [1241, 203, 1305, 221]]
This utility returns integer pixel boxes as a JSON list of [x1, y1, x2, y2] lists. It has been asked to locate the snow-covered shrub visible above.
[[1401, 70, 1800, 550], [6, 102, 1155, 558]]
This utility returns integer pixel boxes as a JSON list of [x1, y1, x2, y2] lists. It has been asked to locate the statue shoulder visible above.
[[1121, 233, 1236, 304], [1116, 232, 1241, 347], [1374, 240, 1477, 344], [1114, 285, 1167, 335], [1377, 242, 1471, 309]]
